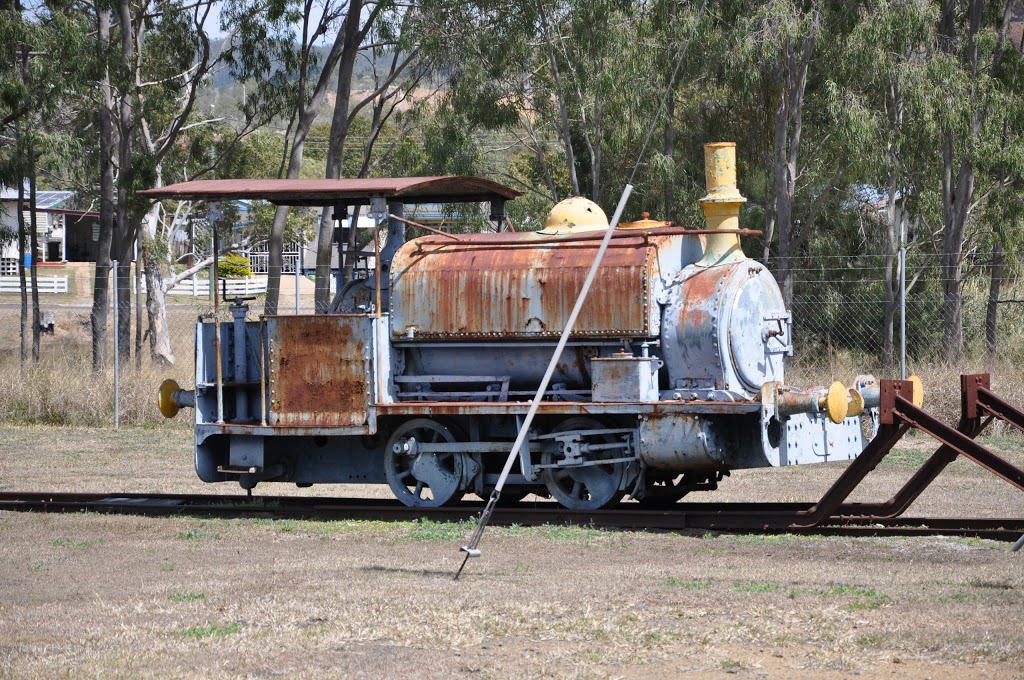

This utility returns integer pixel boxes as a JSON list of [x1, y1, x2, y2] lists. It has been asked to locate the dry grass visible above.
[[0, 352, 181, 427], [0, 509, 1021, 678], [0, 305, 197, 428]]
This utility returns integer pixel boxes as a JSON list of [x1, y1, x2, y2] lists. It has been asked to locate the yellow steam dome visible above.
[[541, 196, 609, 234]]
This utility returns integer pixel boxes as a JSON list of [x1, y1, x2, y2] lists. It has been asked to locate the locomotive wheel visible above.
[[541, 417, 625, 510], [384, 419, 465, 508]]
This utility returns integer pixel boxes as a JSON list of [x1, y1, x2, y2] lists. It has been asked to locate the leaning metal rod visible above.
[[454, 184, 634, 581]]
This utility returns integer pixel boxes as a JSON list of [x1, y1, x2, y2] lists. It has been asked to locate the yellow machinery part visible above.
[[909, 374, 924, 408], [847, 387, 866, 417], [824, 381, 849, 424], [158, 379, 181, 419]]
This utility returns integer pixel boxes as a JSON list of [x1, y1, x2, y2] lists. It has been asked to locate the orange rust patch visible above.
[[391, 233, 655, 339], [269, 316, 369, 427]]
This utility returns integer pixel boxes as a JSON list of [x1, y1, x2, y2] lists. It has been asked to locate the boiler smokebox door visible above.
[[729, 270, 785, 390]]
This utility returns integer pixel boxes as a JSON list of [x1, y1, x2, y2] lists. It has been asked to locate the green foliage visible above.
[[734, 582, 779, 593], [217, 254, 252, 278], [50, 538, 100, 550], [245, 201, 317, 245], [174, 623, 242, 639], [666, 576, 712, 590], [177, 529, 221, 541]]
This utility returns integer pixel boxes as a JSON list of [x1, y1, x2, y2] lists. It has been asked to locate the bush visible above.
[[217, 254, 252, 278]]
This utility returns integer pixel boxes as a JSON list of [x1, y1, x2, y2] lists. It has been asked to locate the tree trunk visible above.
[[17, 177, 27, 367], [772, 88, 794, 307], [142, 234, 174, 365], [264, 22, 353, 316], [770, 35, 814, 310], [135, 256, 142, 369], [114, 0, 135, 364], [314, 0, 364, 313], [662, 91, 674, 219], [139, 197, 175, 365], [881, 179, 899, 376], [91, 8, 115, 373], [940, 133, 971, 365], [29, 155, 40, 362]]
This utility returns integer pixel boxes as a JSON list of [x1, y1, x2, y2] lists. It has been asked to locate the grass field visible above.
[[0, 424, 1022, 679]]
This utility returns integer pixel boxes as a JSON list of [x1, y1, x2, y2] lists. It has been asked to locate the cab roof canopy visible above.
[[137, 176, 522, 207]]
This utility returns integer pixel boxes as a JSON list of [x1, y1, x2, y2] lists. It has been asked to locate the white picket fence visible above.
[[138, 276, 268, 297], [0, 275, 69, 294]]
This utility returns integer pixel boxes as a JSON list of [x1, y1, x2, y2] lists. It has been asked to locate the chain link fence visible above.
[[0, 250, 1021, 427]]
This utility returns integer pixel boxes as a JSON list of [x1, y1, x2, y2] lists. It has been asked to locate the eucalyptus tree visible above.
[[84, 0, 292, 367], [934, 0, 1022, 363], [231, 0, 358, 315], [419, 0, 645, 206], [0, 2, 91, 365], [824, 0, 942, 372], [728, 0, 824, 307], [311, 0, 428, 310]]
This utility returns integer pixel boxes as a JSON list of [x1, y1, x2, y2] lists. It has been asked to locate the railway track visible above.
[[1, 491, 1021, 541]]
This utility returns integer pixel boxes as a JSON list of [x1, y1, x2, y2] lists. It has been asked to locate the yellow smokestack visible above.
[[698, 142, 747, 266]]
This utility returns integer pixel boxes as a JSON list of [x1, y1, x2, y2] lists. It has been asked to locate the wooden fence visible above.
[[138, 276, 268, 297], [0, 275, 69, 294]]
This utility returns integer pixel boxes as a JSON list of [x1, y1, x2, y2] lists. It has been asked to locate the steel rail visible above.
[[0, 492, 1020, 541]]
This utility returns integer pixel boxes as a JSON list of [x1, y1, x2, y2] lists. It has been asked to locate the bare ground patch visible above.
[[0, 424, 1022, 678]]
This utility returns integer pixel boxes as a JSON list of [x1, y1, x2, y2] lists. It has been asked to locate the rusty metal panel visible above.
[[390, 234, 659, 339], [266, 315, 371, 427]]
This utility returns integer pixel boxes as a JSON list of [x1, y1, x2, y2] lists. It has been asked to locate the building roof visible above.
[[0, 185, 74, 209], [138, 176, 522, 206]]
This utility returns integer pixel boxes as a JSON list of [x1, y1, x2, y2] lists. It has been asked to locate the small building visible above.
[[0, 184, 100, 272]]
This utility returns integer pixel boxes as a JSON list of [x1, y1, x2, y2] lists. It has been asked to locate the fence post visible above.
[[112, 259, 120, 430]]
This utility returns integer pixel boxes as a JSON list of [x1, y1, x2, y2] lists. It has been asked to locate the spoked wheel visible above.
[[541, 417, 626, 510], [384, 419, 465, 508]]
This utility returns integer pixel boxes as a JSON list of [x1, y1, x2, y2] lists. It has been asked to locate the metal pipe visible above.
[[258, 318, 267, 426], [213, 215, 224, 424], [415, 225, 762, 251], [374, 217, 382, 318], [112, 259, 119, 430], [899, 245, 907, 380], [388, 213, 461, 240], [295, 236, 301, 313], [231, 303, 248, 421]]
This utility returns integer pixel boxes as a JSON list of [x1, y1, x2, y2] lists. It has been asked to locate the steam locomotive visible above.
[[153, 143, 895, 509]]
